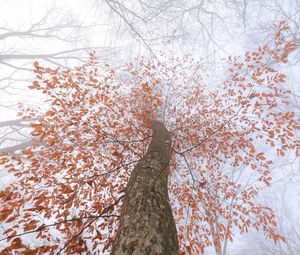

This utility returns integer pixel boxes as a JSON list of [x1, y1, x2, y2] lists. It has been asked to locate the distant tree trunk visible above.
[[111, 120, 179, 255]]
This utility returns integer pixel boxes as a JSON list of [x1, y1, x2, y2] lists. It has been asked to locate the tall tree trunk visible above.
[[111, 120, 179, 255]]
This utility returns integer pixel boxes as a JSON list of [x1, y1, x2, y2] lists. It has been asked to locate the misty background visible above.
[[0, 0, 299, 254]]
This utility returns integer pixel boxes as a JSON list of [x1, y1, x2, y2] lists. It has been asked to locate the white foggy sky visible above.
[[0, 1, 299, 254]]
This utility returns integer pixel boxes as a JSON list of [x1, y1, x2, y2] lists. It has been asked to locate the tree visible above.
[[0, 22, 299, 254], [98, 0, 300, 62], [111, 120, 179, 254], [0, 3, 113, 161], [237, 174, 300, 255]]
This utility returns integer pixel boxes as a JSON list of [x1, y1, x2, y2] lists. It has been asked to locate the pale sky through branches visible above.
[[0, 1, 299, 254]]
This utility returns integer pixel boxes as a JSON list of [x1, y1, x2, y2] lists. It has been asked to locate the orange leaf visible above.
[[256, 152, 266, 161], [45, 110, 55, 116], [112, 151, 123, 158], [0, 209, 13, 222], [33, 61, 39, 69], [141, 83, 152, 93], [22, 150, 34, 157], [278, 74, 286, 82]]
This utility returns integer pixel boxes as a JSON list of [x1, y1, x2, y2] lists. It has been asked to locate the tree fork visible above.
[[111, 120, 179, 255]]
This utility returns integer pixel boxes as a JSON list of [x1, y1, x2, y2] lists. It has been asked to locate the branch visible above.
[[0, 118, 35, 128], [103, 0, 158, 59], [0, 194, 124, 244], [0, 140, 32, 154]]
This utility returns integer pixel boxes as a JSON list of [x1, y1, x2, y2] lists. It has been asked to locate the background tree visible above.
[[1, 1, 300, 254], [0, 2, 115, 163], [0, 22, 299, 254], [236, 163, 300, 255]]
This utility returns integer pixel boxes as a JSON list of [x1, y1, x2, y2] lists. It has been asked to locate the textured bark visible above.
[[111, 120, 179, 255]]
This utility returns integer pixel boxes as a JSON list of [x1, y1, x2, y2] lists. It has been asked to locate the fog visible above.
[[0, 0, 299, 254]]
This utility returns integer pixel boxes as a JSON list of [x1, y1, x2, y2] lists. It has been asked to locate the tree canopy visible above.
[[0, 21, 299, 255]]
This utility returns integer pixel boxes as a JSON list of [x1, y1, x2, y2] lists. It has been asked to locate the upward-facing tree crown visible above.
[[0, 21, 299, 254]]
